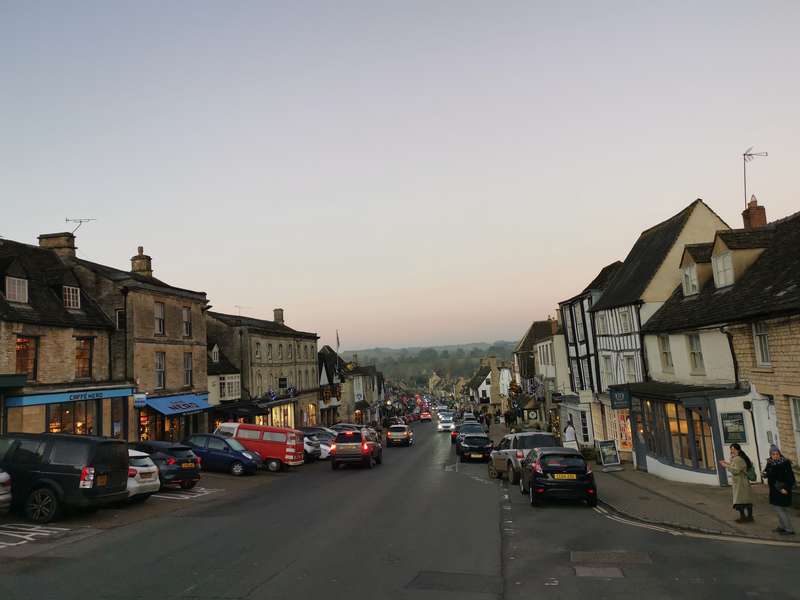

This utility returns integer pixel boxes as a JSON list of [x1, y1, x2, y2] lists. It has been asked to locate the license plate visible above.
[[96, 475, 107, 487], [553, 473, 577, 480], [140, 472, 153, 480], [181, 462, 195, 469], [470, 453, 483, 459]]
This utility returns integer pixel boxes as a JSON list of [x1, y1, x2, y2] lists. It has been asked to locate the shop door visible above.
[[632, 411, 648, 471]]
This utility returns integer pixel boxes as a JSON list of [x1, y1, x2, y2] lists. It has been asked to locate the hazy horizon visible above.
[[3, 2, 799, 349]]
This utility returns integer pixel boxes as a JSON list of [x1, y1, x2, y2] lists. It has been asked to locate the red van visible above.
[[214, 423, 304, 472]]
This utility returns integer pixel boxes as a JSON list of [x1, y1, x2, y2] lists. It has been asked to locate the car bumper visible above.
[[128, 479, 161, 497], [331, 454, 371, 464], [386, 437, 411, 445], [461, 451, 491, 460], [533, 479, 597, 500], [161, 468, 201, 484], [69, 490, 130, 507]]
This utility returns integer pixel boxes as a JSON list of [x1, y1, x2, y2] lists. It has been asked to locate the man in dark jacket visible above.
[[762, 445, 796, 535]]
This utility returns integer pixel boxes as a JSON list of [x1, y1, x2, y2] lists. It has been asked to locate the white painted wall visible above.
[[499, 367, 512, 397], [553, 334, 571, 394], [645, 455, 720, 486], [639, 301, 665, 325], [645, 330, 735, 386]]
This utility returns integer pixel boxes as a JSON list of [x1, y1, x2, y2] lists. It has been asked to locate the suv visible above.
[[489, 431, 558, 484], [330, 429, 383, 469], [0, 433, 129, 523], [135, 441, 201, 489]]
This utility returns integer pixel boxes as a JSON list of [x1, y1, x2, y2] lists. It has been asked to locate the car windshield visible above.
[[389, 426, 407, 432], [335, 432, 362, 443], [516, 435, 556, 449], [463, 436, 490, 445], [168, 448, 195, 460], [227, 439, 247, 452], [541, 455, 586, 469], [461, 425, 483, 433], [130, 455, 154, 468]]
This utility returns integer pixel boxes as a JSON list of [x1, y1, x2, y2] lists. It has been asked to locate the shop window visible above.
[[75, 337, 93, 379], [666, 403, 692, 467], [155, 352, 166, 389], [154, 302, 165, 335], [692, 408, 715, 470], [110, 397, 127, 439], [63, 286, 81, 309], [183, 352, 193, 387], [16, 335, 38, 381], [47, 401, 96, 435]]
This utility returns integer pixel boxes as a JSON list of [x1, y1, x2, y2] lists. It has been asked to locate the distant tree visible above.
[[440, 349, 450, 359], [417, 348, 439, 361], [454, 348, 466, 358]]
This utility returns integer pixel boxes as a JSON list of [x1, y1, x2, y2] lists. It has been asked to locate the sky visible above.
[[2, 2, 799, 350]]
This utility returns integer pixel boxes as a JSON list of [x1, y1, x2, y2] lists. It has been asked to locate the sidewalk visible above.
[[486, 423, 800, 542]]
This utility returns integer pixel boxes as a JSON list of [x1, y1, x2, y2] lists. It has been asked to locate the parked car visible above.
[[214, 422, 303, 472], [330, 429, 383, 470], [419, 411, 432, 422], [458, 434, 493, 462], [488, 431, 558, 484], [331, 423, 362, 432], [519, 447, 597, 507], [454, 423, 487, 453], [0, 468, 12, 514], [134, 441, 201, 489], [386, 424, 414, 447], [184, 433, 262, 476], [0, 433, 129, 523], [127, 449, 161, 501], [302, 433, 322, 462]]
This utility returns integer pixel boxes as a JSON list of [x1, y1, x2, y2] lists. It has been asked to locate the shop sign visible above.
[[133, 394, 147, 408], [609, 389, 631, 410], [597, 439, 621, 466], [721, 412, 747, 444], [5, 387, 135, 408]]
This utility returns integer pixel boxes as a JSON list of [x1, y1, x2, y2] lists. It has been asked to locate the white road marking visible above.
[[151, 487, 222, 500], [0, 523, 72, 550]]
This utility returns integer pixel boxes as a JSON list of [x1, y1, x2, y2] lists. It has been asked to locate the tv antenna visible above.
[[234, 304, 252, 316], [65, 217, 96, 234], [742, 147, 768, 208]]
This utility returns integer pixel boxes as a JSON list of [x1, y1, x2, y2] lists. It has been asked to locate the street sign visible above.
[[609, 389, 631, 410]]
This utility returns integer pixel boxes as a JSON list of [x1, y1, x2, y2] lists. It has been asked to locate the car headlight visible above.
[[243, 452, 254, 460]]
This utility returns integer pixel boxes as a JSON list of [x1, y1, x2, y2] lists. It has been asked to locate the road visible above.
[[0, 424, 797, 600]]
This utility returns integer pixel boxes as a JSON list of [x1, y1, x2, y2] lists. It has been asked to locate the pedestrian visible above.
[[563, 418, 578, 450], [719, 443, 754, 523], [762, 445, 796, 535]]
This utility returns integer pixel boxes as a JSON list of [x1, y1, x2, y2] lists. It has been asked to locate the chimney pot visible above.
[[742, 195, 767, 230], [273, 308, 284, 324], [38, 232, 77, 259]]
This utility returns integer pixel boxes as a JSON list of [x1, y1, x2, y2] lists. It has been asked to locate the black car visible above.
[[454, 423, 487, 452], [0, 433, 129, 523], [458, 434, 493, 462], [519, 447, 597, 507], [134, 441, 201, 489]]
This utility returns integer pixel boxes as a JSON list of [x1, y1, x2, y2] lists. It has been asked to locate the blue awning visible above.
[[144, 393, 210, 416]]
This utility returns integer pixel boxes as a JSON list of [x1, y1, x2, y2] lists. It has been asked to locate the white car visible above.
[[437, 417, 455, 432], [319, 441, 332, 460], [0, 468, 11, 514], [127, 449, 161, 501]]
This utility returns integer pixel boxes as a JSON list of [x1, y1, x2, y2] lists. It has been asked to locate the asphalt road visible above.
[[0, 423, 797, 600]]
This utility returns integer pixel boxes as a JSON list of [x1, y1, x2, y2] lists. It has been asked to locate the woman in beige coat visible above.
[[719, 443, 754, 523]]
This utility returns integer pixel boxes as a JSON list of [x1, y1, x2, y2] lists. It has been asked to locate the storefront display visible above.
[[138, 392, 211, 442]]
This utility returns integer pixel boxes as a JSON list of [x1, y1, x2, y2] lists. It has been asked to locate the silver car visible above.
[[488, 431, 557, 484], [0, 468, 11, 514]]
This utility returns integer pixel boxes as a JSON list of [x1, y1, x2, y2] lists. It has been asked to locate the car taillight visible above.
[[79, 466, 95, 488], [128, 467, 137, 478], [166, 457, 177, 465], [532, 461, 543, 475], [587, 488, 595, 494], [330, 443, 336, 454], [361, 442, 369, 453], [0, 479, 10, 487], [516, 451, 524, 459], [195, 456, 202, 466]]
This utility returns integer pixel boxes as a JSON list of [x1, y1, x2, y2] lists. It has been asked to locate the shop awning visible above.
[[145, 393, 211, 416], [609, 382, 748, 403]]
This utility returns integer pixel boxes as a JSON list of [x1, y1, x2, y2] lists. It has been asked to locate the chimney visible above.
[[273, 308, 284, 324], [130, 246, 153, 277], [549, 316, 558, 335], [38, 232, 76, 259], [742, 195, 767, 230]]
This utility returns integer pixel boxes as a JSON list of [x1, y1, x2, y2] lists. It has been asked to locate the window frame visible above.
[[596, 313, 608, 335], [687, 334, 705, 374], [255, 342, 261, 359], [181, 307, 192, 338], [15, 335, 38, 381], [115, 309, 126, 331], [5, 276, 28, 303], [712, 252, 734, 288], [155, 351, 166, 390], [752, 322, 771, 367], [74, 337, 93, 380], [657, 334, 674, 371], [63, 286, 81, 309], [183, 352, 193, 387], [682, 264, 699, 296], [623, 354, 637, 383], [574, 308, 585, 343], [619, 309, 633, 334], [154, 302, 166, 336]]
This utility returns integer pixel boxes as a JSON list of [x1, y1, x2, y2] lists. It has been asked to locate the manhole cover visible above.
[[571, 551, 651, 565], [574, 566, 624, 578], [406, 571, 503, 594]]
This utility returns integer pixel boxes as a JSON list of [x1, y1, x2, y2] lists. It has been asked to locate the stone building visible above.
[[0, 237, 134, 437]]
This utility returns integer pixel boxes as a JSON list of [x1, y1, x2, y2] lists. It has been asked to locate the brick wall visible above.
[[731, 314, 800, 464]]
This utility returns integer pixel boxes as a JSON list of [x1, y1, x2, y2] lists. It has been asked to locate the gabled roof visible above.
[[515, 320, 553, 353], [468, 366, 491, 390], [208, 311, 318, 340], [718, 228, 776, 250], [643, 212, 800, 332], [583, 261, 624, 293], [207, 344, 239, 376], [683, 243, 714, 264], [0, 239, 114, 330], [591, 199, 723, 312], [319, 345, 346, 383], [73, 258, 206, 300]]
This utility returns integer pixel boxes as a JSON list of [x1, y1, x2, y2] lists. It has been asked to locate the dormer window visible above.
[[712, 252, 734, 288], [5, 276, 28, 303], [63, 286, 81, 309], [211, 345, 220, 363], [682, 265, 699, 296]]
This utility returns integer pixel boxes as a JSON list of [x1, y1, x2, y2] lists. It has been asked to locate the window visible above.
[[712, 252, 734, 288], [238, 428, 260, 440], [255, 342, 261, 359], [110, 397, 126, 439], [211, 346, 219, 363], [682, 265, 699, 296], [563, 309, 573, 343], [601, 355, 613, 388], [596, 313, 608, 335], [575, 309, 585, 342], [288, 345, 293, 359], [207, 437, 227, 451], [49, 439, 91, 466], [155, 352, 166, 389], [666, 403, 692, 467], [304, 346, 308, 360], [753, 322, 771, 366], [219, 376, 227, 399], [278, 344, 283, 359], [658, 335, 673, 371], [579, 410, 589, 443], [16, 336, 38, 381], [154, 302, 165, 335], [115, 309, 126, 331], [619, 309, 633, 334], [183, 352, 193, 387], [687, 334, 705, 373], [5, 276, 28, 303], [791, 398, 800, 454], [47, 401, 97, 436], [624, 355, 637, 383], [75, 338, 93, 379], [267, 344, 273, 360], [256, 372, 263, 396], [305, 370, 310, 389], [63, 286, 81, 309], [182, 307, 192, 337]]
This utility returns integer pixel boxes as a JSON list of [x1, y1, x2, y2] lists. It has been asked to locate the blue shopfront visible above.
[[2, 385, 135, 439], [137, 392, 211, 442]]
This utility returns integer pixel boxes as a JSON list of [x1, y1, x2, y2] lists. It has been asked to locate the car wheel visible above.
[[519, 476, 526, 495], [179, 480, 197, 490], [230, 461, 245, 476], [266, 459, 282, 473], [587, 496, 598, 508], [508, 464, 520, 485], [331, 460, 338, 470], [376, 452, 383, 465], [529, 484, 540, 507], [25, 488, 60, 524], [365, 456, 374, 469]]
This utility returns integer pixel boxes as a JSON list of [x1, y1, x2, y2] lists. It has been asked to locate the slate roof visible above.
[[718, 229, 775, 250], [319, 345, 346, 384], [591, 199, 722, 312], [73, 258, 206, 300], [0, 239, 114, 330], [684, 243, 714, 264], [207, 343, 239, 376], [515, 320, 554, 353], [643, 212, 800, 333], [468, 366, 491, 390], [583, 261, 624, 293], [208, 311, 318, 340]]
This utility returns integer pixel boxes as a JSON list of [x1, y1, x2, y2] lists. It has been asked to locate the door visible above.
[[205, 437, 230, 472], [187, 436, 210, 469], [632, 412, 648, 471]]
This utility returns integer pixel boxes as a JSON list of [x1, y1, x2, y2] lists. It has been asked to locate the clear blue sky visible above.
[[2, 1, 798, 349]]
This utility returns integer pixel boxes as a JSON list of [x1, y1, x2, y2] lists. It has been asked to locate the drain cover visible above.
[[571, 551, 651, 565], [406, 571, 503, 594], [574, 566, 624, 578]]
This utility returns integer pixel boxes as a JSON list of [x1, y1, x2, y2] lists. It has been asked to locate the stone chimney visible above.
[[549, 316, 559, 335], [130, 246, 153, 277], [273, 308, 284, 324], [38, 232, 76, 259], [742, 195, 767, 230]]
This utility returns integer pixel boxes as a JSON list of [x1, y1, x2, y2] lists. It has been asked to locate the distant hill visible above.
[[341, 341, 516, 387]]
